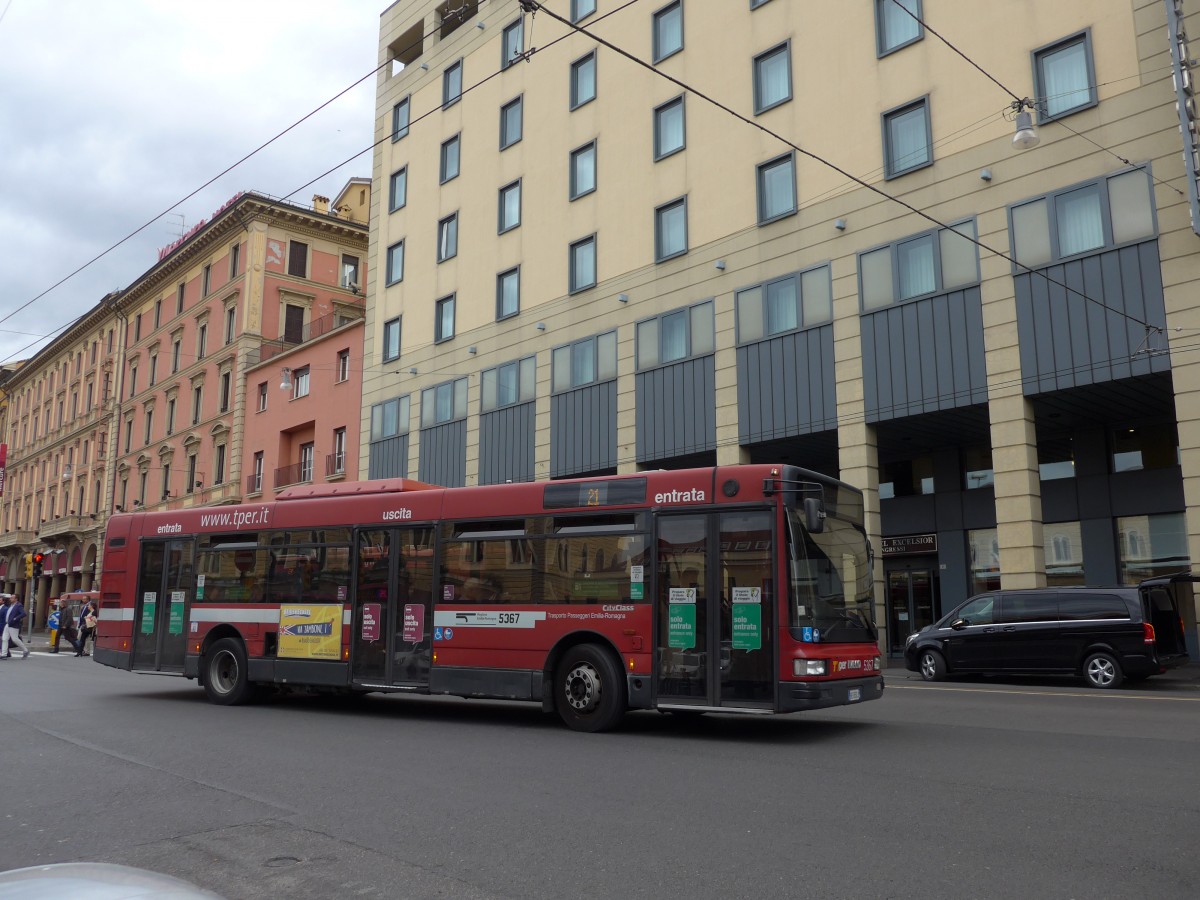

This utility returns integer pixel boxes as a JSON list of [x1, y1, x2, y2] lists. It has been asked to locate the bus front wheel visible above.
[[203, 637, 255, 706], [555, 643, 626, 732]]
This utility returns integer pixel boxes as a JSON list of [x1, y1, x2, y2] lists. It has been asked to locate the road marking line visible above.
[[885, 683, 1200, 702]]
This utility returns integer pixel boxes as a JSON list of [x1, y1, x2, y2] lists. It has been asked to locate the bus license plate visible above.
[[847, 688, 862, 702]]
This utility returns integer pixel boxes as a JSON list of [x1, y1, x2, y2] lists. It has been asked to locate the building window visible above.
[[654, 197, 688, 262], [435, 294, 456, 343], [154, 299, 162, 328], [293, 366, 310, 399], [332, 428, 347, 474], [341, 254, 360, 291], [963, 447, 994, 490], [1111, 423, 1178, 473], [337, 349, 350, 383], [134, 313, 142, 342], [753, 42, 791, 114], [1045, 522, 1084, 586], [859, 219, 978, 309], [757, 152, 796, 223], [653, 1, 684, 62], [225, 306, 236, 344], [1009, 169, 1154, 268], [878, 456, 935, 499], [497, 267, 521, 320], [737, 264, 833, 342], [166, 397, 176, 435], [215, 444, 226, 485], [552, 331, 617, 392], [437, 213, 458, 262], [383, 317, 402, 363], [569, 235, 597, 293], [876, 0, 922, 56], [161, 463, 172, 500], [570, 51, 597, 109], [443, 59, 463, 108], [148, 355, 158, 387], [1117, 512, 1189, 583], [299, 442, 315, 483], [176, 282, 185, 314], [251, 452, 263, 493], [129, 365, 137, 398], [257, 381, 268, 412], [1034, 31, 1096, 121], [197, 323, 207, 359], [386, 240, 405, 285], [502, 17, 524, 68], [230, 242, 241, 278], [389, 167, 408, 211], [219, 370, 231, 412], [440, 133, 461, 183], [144, 408, 154, 444], [653, 96, 685, 160], [482, 356, 536, 412], [499, 180, 522, 233], [392, 96, 410, 141], [172, 339, 181, 373], [371, 395, 411, 440], [569, 141, 597, 199], [421, 378, 468, 427], [192, 385, 203, 424], [883, 97, 932, 179], [571, 0, 596, 22], [202, 264, 212, 296], [637, 300, 714, 369], [500, 96, 523, 149], [967, 528, 1001, 594], [287, 241, 308, 278], [124, 419, 133, 453]]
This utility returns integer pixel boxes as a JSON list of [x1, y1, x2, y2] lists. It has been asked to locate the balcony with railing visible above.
[[38, 515, 96, 539], [325, 451, 346, 478], [0, 529, 36, 550], [274, 460, 314, 489], [246, 472, 264, 495], [251, 309, 364, 366]]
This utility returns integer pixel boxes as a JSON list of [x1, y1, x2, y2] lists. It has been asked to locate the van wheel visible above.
[[919, 649, 946, 682], [555, 644, 626, 732], [202, 637, 255, 705], [1083, 652, 1123, 689]]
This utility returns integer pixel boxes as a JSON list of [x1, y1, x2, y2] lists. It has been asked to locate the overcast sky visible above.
[[0, 0, 382, 364]]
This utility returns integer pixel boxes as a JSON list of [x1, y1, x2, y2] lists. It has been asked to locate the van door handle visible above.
[[983, 627, 996, 633], [1003, 626, 1016, 632]]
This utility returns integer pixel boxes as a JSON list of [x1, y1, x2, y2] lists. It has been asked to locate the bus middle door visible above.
[[131, 538, 195, 673]]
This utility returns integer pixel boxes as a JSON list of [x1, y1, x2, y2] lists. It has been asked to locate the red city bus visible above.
[[94, 464, 883, 731]]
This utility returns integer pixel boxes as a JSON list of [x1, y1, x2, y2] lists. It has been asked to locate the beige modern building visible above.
[[361, 0, 1200, 655]]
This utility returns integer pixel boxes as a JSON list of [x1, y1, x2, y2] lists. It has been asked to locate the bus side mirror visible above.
[[803, 497, 826, 534]]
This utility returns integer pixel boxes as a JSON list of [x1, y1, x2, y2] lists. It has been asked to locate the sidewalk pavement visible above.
[[884, 660, 1200, 688]]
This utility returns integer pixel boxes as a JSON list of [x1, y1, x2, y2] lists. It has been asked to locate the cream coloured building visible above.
[[361, 0, 1200, 656]]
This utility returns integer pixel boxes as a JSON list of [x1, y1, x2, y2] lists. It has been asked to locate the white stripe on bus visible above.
[[189, 609, 282, 624]]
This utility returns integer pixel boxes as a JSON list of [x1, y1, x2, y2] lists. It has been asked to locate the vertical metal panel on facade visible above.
[[1014, 240, 1169, 394], [367, 434, 409, 480], [479, 401, 535, 484], [635, 356, 716, 463], [860, 287, 987, 423], [736, 324, 836, 443], [418, 420, 466, 487], [550, 382, 617, 477]]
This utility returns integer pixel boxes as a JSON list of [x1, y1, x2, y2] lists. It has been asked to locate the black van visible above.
[[904, 576, 1192, 688]]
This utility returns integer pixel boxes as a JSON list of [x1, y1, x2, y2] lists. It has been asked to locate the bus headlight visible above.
[[794, 659, 827, 676]]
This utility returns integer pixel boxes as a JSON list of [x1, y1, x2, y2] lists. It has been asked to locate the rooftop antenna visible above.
[[166, 212, 186, 240]]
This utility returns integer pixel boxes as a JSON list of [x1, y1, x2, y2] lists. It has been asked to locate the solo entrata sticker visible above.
[[731, 586, 762, 651], [278, 605, 342, 659], [668, 587, 696, 649]]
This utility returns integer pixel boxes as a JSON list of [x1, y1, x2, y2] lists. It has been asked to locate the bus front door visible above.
[[655, 511, 775, 709], [131, 539, 195, 673], [351, 527, 435, 688]]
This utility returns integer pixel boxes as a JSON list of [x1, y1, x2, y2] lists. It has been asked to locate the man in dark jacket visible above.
[[49, 596, 82, 655], [0, 594, 30, 659], [0, 595, 11, 658]]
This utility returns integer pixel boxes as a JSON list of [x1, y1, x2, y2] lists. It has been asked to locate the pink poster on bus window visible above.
[[362, 603, 381, 642], [402, 604, 424, 643]]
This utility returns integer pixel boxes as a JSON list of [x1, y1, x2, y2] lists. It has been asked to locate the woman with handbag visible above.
[[76, 599, 98, 657]]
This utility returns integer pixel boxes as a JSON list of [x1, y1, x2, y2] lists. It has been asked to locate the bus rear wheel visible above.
[[203, 637, 255, 706], [555, 643, 626, 733]]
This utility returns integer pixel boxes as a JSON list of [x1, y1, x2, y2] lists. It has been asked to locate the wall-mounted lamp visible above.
[[536, 322, 546, 331], [1011, 98, 1039, 150], [468, 346, 477, 354], [617, 294, 629, 303], [980, 168, 993, 182], [715, 260, 726, 270], [408, 368, 418, 375], [834, 219, 847, 231], [279, 367, 293, 390]]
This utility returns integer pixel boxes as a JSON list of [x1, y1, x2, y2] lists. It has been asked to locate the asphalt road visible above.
[[1, 653, 1197, 900]]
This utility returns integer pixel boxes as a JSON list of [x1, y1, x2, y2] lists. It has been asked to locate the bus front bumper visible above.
[[778, 675, 884, 712]]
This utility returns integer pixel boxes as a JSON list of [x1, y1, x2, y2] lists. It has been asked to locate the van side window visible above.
[[955, 595, 994, 625], [1058, 594, 1129, 620], [998, 593, 1058, 624]]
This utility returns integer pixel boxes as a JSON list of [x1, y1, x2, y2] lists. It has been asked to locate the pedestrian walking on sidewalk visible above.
[[76, 598, 98, 657], [0, 594, 31, 659], [0, 594, 11, 658]]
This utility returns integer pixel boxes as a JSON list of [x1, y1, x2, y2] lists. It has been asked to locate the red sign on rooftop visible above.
[[157, 192, 245, 261]]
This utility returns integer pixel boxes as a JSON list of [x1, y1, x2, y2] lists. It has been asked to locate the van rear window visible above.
[[1058, 594, 1129, 620]]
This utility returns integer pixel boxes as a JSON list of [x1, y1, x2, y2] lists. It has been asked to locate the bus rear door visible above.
[[131, 538, 195, 673], [350, 527, 435, 688], [655, 510, 775, 710]]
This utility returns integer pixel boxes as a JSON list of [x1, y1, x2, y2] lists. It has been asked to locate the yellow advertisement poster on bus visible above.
[[278, 605, 342, 660]]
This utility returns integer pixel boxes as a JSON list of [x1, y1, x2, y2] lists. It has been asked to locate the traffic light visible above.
[[32, 552, 44, 579], [24, 553, 32, 579]]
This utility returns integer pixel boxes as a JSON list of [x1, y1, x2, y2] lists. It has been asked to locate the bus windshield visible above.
[[787, 507, 876, 643]]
